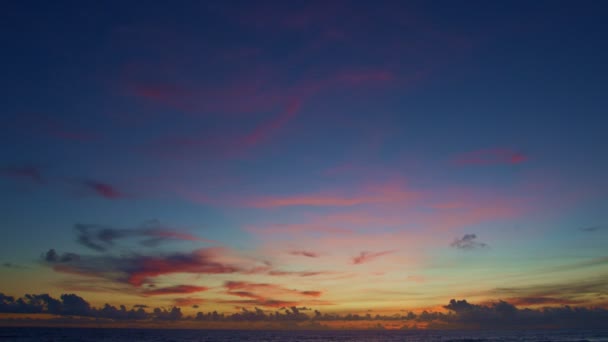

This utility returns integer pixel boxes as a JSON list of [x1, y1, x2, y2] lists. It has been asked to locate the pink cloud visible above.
[[239, 99, 302, 148], [247, 182, 419, 208], [128, 65, 395, 159], [454, 148, 528, 165], [126, 249, 241, 287], [352, 250, 394, 265], [84, 181, 126, 199], [223, 281, 323, 299]]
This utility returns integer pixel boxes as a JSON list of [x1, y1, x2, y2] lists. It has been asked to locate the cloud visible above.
[[44, 249, 80, 263], [220, 281, 327, 308], [239, 99, 301, 148], [223, 281, 323, 299], [142, 285, 209, 296], [42, 247, 241, 287], [580, 225, 606, 232], [218, 298, 303, 309], [2, 262, 28, 269], [482, 276, 608, 306], [289, 250, 320, 258], [83, 181, 125, 199], [503, 296, 586, 306], [248, 182, 418, 208], [454, 148, 528, 165], [74, 221, 213, 252], [0, 165, 44, 183], [2, 291, 607, 329], [352, 250, 393, 265], [44, 224, 323, 292], [434, 298, 608, 329], [173, 297, 205, 307], [267, 270, 331, 277], [450, 234, 488, 250]]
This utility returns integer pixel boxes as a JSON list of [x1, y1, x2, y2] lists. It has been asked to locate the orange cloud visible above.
[[223, 281, 324, 300], [173, 297, 205, 307]]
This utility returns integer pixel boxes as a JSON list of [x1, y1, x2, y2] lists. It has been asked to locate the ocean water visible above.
[[1, 327, 608, 342]]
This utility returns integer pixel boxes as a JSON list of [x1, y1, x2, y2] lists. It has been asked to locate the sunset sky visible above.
[[1, 0, 607, 328]]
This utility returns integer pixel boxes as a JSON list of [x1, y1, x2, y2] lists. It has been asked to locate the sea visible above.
[[1, 327, 608, 342]]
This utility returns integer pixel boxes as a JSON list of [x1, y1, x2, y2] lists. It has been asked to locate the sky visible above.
[[1, 0, 607, 329]]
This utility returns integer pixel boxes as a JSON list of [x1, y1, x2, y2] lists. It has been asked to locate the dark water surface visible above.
[[1, 327, 608, 341]]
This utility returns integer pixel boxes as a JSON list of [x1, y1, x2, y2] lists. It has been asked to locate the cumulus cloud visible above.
[[1, 291, 607, 329], [450, 234, 488, 250]]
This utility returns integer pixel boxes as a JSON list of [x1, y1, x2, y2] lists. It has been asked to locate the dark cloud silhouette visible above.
[[1, 291, 607, 328], [44, 249, 80, 263], [74, 221, 212, 252], [142, 285, 209, 296], [482, 276, 608, 306], [432, 298, 608, 329], [504, 296, 586, 306], [352, 250, 393, 264], [450, 234, 488, 250]]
